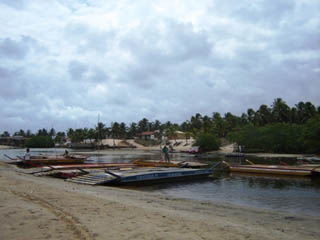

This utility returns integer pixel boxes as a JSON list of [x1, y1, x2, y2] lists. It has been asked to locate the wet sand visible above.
[[0, 159, 319, 240]]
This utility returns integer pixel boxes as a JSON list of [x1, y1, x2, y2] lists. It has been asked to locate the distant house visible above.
[[139, 131, 158, 140]]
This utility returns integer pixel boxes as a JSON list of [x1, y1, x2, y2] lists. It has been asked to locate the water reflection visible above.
[[132, 171, 320, 216]]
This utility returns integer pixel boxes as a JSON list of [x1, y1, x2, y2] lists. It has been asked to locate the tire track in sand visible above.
[[9, 190, 95, 240]]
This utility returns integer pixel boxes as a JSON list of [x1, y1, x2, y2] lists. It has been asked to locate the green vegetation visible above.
[[194, 132, 221, 152], [227, 100, 320, 154], [25, 136, 55, 148], [2, 98, 320, 154]]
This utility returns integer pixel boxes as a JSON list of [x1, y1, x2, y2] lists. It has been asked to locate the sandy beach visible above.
[[1, 153, 319, 240]]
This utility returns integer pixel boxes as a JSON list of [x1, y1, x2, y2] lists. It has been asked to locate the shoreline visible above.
[[2, 143, 317, 159], [0, 145, 15, 149], [0, 161, 319, 239]]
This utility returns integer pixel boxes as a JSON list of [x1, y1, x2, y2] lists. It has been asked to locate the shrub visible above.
[[25, 136, 55, 148], [194, 132, 221, 152]]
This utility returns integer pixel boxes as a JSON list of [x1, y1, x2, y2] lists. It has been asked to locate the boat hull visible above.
[[133, 160, 180, 168], [18, 155, 88, 166], [229, 164, 316, 177], [108, 168, 214, 185]]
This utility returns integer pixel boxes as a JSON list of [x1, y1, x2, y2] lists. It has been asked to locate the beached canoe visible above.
[[17, 154, 88, 166], [223, 162, 320, 177]]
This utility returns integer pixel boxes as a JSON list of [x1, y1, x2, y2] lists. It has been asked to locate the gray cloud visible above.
[[0, 37, 29, 60], [68, 60, 89, 81], [0, 0, 319, 133], [0, 67, 27, 99], [64, 22, 115, 54]]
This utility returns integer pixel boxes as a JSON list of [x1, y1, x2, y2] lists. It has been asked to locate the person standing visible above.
[[64, 149, 69, 156], [24, 148, 31, 160], [162, 145, 170, 162]]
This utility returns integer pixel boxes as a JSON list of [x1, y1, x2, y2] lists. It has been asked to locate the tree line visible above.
[[1, 98, 319, 153]]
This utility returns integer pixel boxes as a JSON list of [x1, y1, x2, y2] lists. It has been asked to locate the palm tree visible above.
[[128, 122, 138, 139], [95, 122, 107, 145], [138, 118, 149, 132], [119, 122, 127, 139], [110, 122, 120, 146], [295, 101, 317, 124], [0, 131, 10, 137], [254, 104, 273, 126], [272, 98, 290, 123], [49, 128, 56, 137]]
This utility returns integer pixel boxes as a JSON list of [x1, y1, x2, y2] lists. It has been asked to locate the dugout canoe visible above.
[[223, 161, 320, 177], [16, 154, 88, 166]]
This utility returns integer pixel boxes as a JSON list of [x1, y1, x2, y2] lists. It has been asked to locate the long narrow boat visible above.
[[133, 160, 208, 168], [16, 154, 88, 166], [223, 161, 320, 177], [133, 160, 180, 168], [44, 162, 136, 170]]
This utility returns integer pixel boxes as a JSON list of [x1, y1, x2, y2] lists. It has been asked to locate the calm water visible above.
[[1, 148, 320, 217]]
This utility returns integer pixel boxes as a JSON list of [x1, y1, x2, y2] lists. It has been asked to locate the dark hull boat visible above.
[[110, 168, 214, 185], [66, 165, 220, 186]]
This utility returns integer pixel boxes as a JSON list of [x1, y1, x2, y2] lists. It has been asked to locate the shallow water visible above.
[[1, 148, 320, 216]]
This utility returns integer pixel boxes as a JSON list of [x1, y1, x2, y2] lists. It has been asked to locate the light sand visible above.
[[0, 145, 14, 149], [0, 160, 319, 240], [101, 138, 196, 152]]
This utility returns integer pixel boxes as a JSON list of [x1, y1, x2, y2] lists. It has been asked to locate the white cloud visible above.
[[0, 0, 319, 133]]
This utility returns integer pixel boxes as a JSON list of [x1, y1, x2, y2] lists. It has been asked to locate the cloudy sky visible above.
[[0, 0, 319, 133]]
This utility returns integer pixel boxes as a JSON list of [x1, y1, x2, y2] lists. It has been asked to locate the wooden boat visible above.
[[16, 154, 88, 166], [133, 160, 182, 168], [44, 162, 136, 170], [223, 161, 320, 177], [133, 160, 208, 168]]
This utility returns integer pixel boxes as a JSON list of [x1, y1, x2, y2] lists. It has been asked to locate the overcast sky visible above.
[[0, 0, 319, 133]]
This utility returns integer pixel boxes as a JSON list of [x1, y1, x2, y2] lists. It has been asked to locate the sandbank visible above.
[[0, 160, 319, 240], [0, 145, 14, 149]]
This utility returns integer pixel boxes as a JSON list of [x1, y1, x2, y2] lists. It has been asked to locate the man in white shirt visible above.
[[24, 148, 31, 160]]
